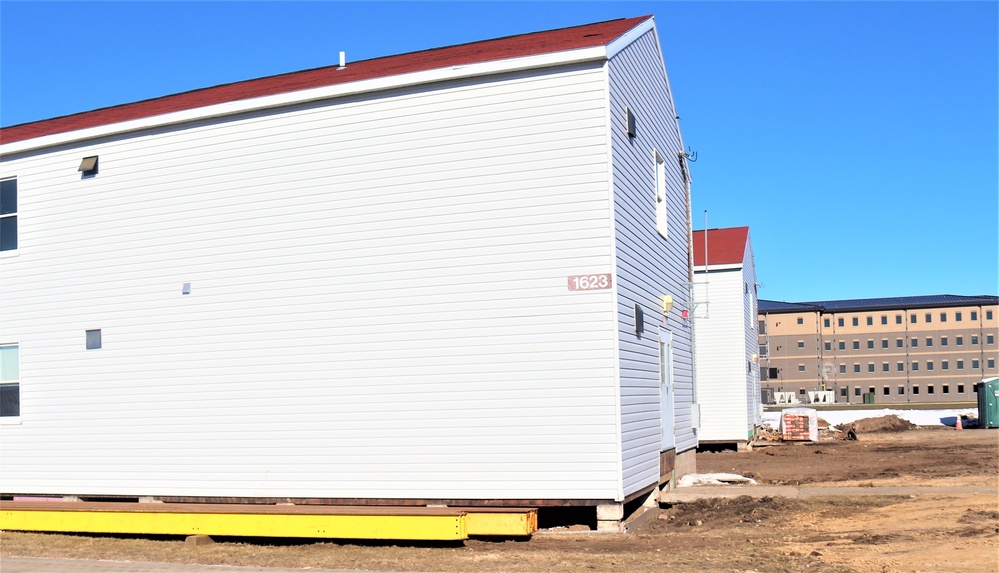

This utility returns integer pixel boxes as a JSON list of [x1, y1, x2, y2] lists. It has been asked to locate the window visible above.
[[839, 364, 847, 374], [896, 315, 902, 324], [940, 312, 947, 322], [926, 337, 933, 347], [898, 386, 905, 395], [824, 318, 831, 328], [758, 320, 766, 334], [838, 318, 844, 327], [943, 385, 949, 394], [759, 344, 768, 357], [926, 361, 934, 371], [897, 362, 904, 372], [958, 384, 965, 393], [797, 317, 803, 325], [840, 388, 847, 397], [972, 335, 979, 345], [852, 317, 859, 326], [798, 364, 805, 372], [86, 329, 102, 350], [868, 386, 875, 395], [882, 339, 889, 349], [989, 310, 994, 320], [868, 363, 874, 373], [824, 342, 832, 351], [941, 337, 948, 347], [839, 341, 846, 350], [853, 341, 860, 350], [972, 311, 978, 321], [910, 338, 917, 348], [896, 338, 904, 348], [912, 385, 920, 395], [0, 344, 19, 417], [988, 334, 995, 345], [867, 316, 873, 326], [797, 340, 805, 348], [654, 151, 668, 238], [912, 361, 918, 371], [768, 367, 778, 378], [799, 388, 806, 395], [925, 313, 932, 323], [942, 360, 949, 370], [957, 336, 964, 345], [972, 359, 980, 369], [957, 360, 964, 370], [867, 340, 874, 349], [880, 386, 888, 395], [882, 363, 889, 372], [853, 364, 860, 373], [911, 314, 917, 324], [990, 359, 996, 369], [881, 315, 888, 325], [956, 312, 963, 321], [854, 387, 861, 396], [0, 178, 16, 252], [928, 385, 934, 394]]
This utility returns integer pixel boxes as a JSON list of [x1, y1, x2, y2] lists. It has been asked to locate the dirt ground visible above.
[[2, 420, 997, 573]]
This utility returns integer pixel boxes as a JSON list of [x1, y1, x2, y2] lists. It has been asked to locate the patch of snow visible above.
[[677, 473, 758, 487], [762, 408, 977, 427]]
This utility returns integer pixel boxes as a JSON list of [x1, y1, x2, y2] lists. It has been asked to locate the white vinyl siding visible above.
[[693, 269, 748, 441], [692, 240, 760, 443], [608, 29, 693, 497], [0, 65, 624, 499]]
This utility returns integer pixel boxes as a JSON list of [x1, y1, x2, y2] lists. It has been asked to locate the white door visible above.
[[660, 329, 676, 451]]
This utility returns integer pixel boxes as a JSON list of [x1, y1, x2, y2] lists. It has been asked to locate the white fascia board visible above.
[[1, 45, 608, 156], [693, 263, 743, 273], [605, 16, 655, 60]]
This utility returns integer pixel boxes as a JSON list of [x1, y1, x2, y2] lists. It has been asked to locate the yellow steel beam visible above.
[[1, 509, 466, 541], [464, 509, 538, 537]]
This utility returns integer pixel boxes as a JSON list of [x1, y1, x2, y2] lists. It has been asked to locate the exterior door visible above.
[[660, 329, 676, 451]]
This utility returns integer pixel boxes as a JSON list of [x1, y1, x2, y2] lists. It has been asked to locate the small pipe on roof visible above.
[[338, 51, 346, 69]]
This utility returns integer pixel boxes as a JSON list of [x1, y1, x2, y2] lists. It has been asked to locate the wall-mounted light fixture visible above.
[[79, 156, 98, 177], [662, 295, 674, 313], [634, 304, 644, 335]]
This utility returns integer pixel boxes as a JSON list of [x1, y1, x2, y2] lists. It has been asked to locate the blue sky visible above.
[[1, 2, 996, 302]]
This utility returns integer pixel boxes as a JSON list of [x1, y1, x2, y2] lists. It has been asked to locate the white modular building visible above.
[[0, 16, 696, 511], [691, 227, 762, 447]]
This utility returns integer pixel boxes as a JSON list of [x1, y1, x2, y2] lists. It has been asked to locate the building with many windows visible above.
[[758, 295, 999, 405]]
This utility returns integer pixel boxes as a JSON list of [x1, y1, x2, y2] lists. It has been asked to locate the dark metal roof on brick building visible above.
[[759, 294, 998, 314]]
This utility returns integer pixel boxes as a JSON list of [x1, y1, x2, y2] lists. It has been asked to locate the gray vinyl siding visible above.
[[608, 29, 693, 497], [0, 64, 624, 500], [743, 240, 762, 430]]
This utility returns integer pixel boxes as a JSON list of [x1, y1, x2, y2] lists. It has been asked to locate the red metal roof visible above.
[[693, 227, 750, 267], [1, 16, 650, 145]]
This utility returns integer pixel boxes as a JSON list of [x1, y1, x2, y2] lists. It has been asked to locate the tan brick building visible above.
[[758, 295, 998, 405]]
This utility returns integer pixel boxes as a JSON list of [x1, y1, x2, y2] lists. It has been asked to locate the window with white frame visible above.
[[654, 151, 668, 239], [0, 178, 16, 252], [0, 344, 19, 418]]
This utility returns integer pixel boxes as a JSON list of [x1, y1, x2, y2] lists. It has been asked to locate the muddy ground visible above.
[[2, 421, 997, 573]]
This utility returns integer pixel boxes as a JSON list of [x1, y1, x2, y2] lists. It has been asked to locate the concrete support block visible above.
[[596, 503, 624, 521]]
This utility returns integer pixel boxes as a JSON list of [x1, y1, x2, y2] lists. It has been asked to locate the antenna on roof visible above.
[[338, 51, 346, 70]]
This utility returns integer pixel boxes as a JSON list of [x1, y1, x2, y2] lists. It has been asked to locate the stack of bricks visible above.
[[782, 413, 812, 441]]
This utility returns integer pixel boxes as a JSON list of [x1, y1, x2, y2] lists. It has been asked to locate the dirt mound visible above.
[[849, 414, 918, 433]]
